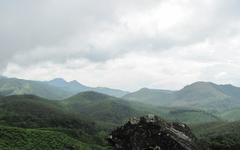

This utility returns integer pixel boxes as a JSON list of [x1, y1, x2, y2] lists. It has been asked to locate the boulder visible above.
[[108, 114, 199, 150]]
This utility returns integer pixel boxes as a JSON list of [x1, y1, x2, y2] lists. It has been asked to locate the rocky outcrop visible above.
[[108, 114, 199, 150]]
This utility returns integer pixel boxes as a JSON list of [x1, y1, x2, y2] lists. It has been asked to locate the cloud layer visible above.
[[1, 0, 240, 90]]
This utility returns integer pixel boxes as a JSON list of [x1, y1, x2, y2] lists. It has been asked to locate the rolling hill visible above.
[[0, 91, 225, 149], [0, 91, 219, 128], [0, 126, 106, 150], [61, 91, 137, 126], [0, 95, 96, 131], [48, 78, 129, 97], [219, 107, 240, 121], [0, 92, 144, 128], [123, 88, 175, 105], [123, 82, 240, 112]]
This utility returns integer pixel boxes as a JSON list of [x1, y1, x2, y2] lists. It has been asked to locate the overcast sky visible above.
[[1, 0, 240, 91]]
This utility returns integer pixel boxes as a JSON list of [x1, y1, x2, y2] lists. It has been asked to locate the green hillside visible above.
[[123, 88, 174, 105], [0, 92, 231, 150], [0, 91, 222, 126], [191, 121, 240, 150], [0, 94, 112, 148], [0, 126, 107, 150], [124, 82, 240, 112], [62, 91, 137, 126], [219, 107, 240, 121], [0, 78, 73, 100], [0, 95, 95, 130], [0, 77, 128, 99], [167, 109, 220, 124]]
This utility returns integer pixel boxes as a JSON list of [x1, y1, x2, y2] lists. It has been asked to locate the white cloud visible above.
[[1, 0, 240, 90]]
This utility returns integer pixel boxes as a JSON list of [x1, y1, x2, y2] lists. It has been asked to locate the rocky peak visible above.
[[108, 115, 199, 150]]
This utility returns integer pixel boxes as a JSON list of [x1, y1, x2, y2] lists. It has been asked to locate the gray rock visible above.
[[107, 115, 199, 150]]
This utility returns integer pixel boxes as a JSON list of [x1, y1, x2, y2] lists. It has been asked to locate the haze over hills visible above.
[[0, 80, 238, 149], [0, 76, 129, 99], [123, 81, 240, 112], [48, 78, 129, 97], [0, 94, 112, 149], [2, 75, 240, 113], [0, 77, 72, 100], [0, 91, 219, 128]]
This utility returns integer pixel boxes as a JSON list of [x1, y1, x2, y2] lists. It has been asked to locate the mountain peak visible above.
[[183, 81, 215, 90], [69, 80, 83, 86], [139, 87, 150, 91], [190, 81, 214, 86], [50, 78, 67, 82], [48, 78, 68, 87], [70, 80, 78, 83]]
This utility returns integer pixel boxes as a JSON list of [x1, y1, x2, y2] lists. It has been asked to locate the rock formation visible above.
[[108, 114, 199, 150]]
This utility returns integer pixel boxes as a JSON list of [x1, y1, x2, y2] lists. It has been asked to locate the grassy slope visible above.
[[191, 121, 240, 150], [0, 95, 111, 148], [0, 95, 95, 130], [123, 88, 174, 105], [219, 108, 240, 121], [0, 92, 221, 126], [62, 91, 138, 127], [0, 126, 107, 150], [129, 101, 220, 124], [123, 82, 240, 112], [0, 92, 225, 150]]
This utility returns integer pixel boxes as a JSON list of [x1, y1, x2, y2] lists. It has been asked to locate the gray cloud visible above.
[[0, 0, 163, 68], [1, 0, 240, 89]]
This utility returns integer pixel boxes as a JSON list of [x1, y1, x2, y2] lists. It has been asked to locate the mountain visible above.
[[0, 92, 222, 149], [48, 78, 129, 97], [0, 95, 95, 130], [0, 92, 140, 128], [0, 94, 114, 149], [123, 82, 240, 112], [62, 91, 137, 126], [61, 91, 219, 125], [123, 88, 174, 105], [48, 78, 89, 92], [0, 76, 129, 100], [0, 77, 73, 100], [92, 87, 129, 98]]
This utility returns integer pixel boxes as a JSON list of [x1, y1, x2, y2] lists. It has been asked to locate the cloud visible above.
[[1, 0, 240, 90]]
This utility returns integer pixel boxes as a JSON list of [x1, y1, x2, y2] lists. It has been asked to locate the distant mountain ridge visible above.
[[2, 76, 240, 112], [0, 76, 129, 99], [123, 81, 240, 112], [47, 78, 129, 97]]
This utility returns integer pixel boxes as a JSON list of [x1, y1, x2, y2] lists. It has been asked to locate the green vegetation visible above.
[[191, 121, 240, 150], [0, 85, 240, 150], [62, 91, 137, 126], [128, 102, 220, 124], [123, 88, 174, 105], [0, 77, 128, 99], [219, 108, 240, 121], [123, 82, 240, 112], [0, 126, 107, 150], [0, 94, 113, 149], [0, 78, 72, 100], [168, 109, 220, 124]]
